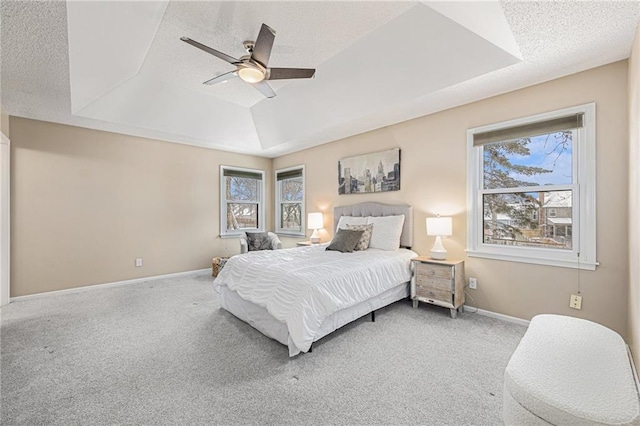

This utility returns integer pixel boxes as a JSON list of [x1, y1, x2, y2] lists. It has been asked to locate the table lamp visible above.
[[426, 216, 452, 260], [307, 212, 324, 244]]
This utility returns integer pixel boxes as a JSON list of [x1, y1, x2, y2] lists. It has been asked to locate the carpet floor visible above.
[[1, 272, 526, 425]]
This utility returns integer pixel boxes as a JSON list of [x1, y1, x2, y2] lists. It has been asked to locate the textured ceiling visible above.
[[1, 1, 639, 157], [151, 1, 414, 107]]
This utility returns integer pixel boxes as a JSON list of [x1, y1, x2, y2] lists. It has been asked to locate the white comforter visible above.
[[213, 244, 417, 355]]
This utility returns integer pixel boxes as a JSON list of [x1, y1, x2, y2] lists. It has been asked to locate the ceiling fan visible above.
[[181, 23, 316, 99]]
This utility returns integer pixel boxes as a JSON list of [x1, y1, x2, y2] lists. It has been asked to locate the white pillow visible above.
[[336, 215, 368, 231], [366, 215, 405, 251]]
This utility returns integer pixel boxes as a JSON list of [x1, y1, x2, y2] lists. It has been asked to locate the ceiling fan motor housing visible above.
[[242, 40, 255, 54]]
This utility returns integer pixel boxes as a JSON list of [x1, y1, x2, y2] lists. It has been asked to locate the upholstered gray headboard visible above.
[[333, 202, 414, 248]]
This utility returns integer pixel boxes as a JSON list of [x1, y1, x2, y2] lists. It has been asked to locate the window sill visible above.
[[276, 232, 306, 238], [466, 250, 598, 271], [219, 234, 241, 239], [220, 230, 264, 239]]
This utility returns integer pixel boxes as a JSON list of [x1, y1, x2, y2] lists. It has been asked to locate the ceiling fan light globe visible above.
[[238, 67, 265, 83]]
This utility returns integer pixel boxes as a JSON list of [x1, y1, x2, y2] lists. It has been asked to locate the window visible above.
[[275, 166, 305, 236], [220, 166, 265, 237], [467, 103, 597, 270]]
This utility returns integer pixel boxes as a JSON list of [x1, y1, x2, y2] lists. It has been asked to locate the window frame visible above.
[[219, 165, 265, 238], [466, 103, 597, 270], [275, 165, 305, 237]]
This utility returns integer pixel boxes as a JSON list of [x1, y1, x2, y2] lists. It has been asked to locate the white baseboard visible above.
[[10, 268, 211, 302], [463, 305, 530, 327], [10, 271, 532, 330]]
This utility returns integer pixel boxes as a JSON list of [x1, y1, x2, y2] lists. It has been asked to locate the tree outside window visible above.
[[220, 166, 264, 236], [467, 103, 597, 270], [482, 130, 573, 249], [276, 166, 304, 235]]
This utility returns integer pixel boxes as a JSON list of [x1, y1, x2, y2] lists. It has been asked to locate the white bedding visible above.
[[213, 244, 417, 355]]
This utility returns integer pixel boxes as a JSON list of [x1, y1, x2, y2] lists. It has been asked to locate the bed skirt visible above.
[[219, 282, 410, 356]]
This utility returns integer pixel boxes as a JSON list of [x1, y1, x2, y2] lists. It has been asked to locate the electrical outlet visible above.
[[569, 294, 582, 310], [469, 277, 477, 289], [135, 258, 143, 267]]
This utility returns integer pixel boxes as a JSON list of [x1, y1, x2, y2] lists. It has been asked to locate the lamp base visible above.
[[310, 229, 321, 244], [430, 236, 447, 260], [430, 249, 447, 260]]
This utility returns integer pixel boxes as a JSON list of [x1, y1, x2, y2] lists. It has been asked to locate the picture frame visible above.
[[338, 148, 401, 194]]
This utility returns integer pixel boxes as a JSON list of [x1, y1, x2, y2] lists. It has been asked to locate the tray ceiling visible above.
[[1, 1, 639, 157]]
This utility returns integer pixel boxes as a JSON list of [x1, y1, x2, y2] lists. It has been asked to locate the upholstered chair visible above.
[[239, 232, 283, 254]]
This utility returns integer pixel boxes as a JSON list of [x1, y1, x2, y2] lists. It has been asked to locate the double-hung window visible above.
[[220, 166, 265, 237], [467, 103, 597, 270], [275, 165, 305, 236]]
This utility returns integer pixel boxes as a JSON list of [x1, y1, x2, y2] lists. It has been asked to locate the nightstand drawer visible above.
[[415, 274, 452, 291], [415, 263, 452, 280], [415, 285, 452, 304]]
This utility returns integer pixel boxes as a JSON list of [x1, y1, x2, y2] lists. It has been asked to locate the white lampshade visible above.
[[426, 217, 453, 236], [426, 216, 452, 260], [307, 212, 324, 230], [307, 212, 324, 244]]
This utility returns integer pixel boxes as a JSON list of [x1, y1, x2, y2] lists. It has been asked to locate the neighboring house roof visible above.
[[485, 191, 574, 224], [484, 212, 515, 221], [547, 218, 572, 225], [542, 191, 572, 208]]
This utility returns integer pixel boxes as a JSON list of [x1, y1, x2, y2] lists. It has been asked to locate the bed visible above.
[[213, 202, 417, 356]]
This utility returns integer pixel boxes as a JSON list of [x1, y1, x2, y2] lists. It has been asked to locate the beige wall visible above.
[[1, 105, 9, 138], [8, 61, 632, 340], [10, 118, 271, 296], [275, 61, 630, 338], [628, 24, 640, 368]]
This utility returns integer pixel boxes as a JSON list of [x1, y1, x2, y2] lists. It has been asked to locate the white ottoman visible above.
[[503, 314, 640, 425]]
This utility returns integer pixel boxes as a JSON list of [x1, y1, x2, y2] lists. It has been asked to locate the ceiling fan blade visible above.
[[203, 71, 237, 85], [267, 68, 316, 80], [180, 37, 241, 65], [251, 81, 276, 98], [251, 24, 276, 68]]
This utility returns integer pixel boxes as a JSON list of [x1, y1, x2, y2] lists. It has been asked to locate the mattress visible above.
[[214, 244, 417, 356]]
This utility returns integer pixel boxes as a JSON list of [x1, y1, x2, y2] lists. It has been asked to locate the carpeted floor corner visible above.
[[1, 272, 526, 425]]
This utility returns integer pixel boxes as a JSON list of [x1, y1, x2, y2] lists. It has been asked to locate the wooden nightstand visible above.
[[411, 257, 465, 318], [296, 241, 313, 246]]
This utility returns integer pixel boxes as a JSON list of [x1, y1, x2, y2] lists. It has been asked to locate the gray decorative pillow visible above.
[[245, 232, 271, 251], [326, 229, 365, 253], [346, 223, 373, 251]]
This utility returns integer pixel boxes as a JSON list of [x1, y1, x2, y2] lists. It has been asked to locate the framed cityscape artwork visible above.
[[338, 148, 401, 194]]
